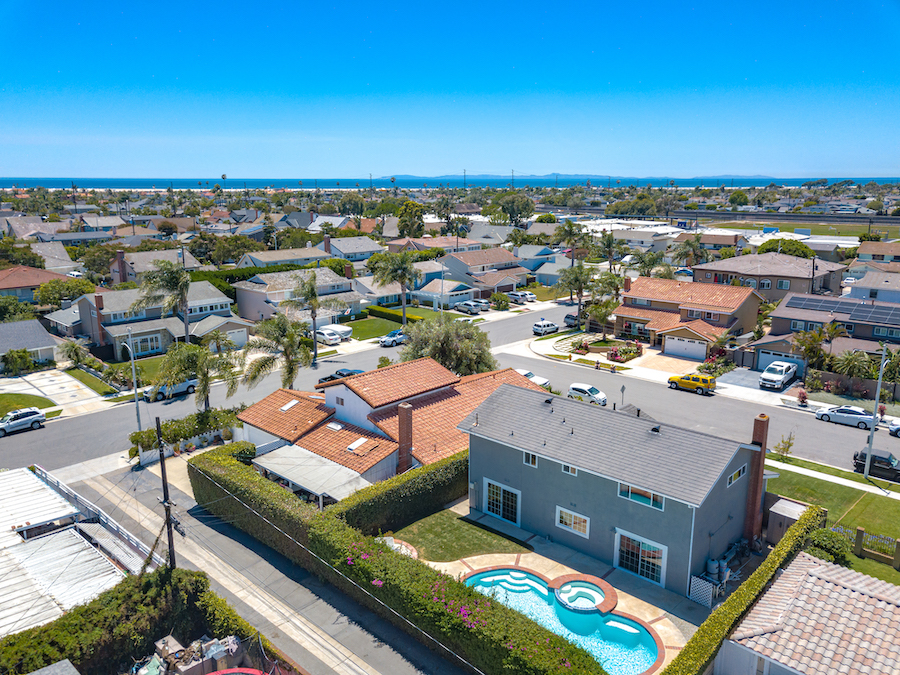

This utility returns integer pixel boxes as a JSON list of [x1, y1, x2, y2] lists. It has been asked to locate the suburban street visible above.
[[3, 301, 883, 474]]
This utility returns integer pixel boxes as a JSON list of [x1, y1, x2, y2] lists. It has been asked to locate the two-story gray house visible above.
[[316, 235, 384, 262], [439, 248, 528, 297], [460, 385, 769, 597]]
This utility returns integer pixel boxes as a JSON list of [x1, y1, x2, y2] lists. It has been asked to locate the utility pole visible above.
[[511, 169, 514, 189], [864, 344, 888, 479], [463, 169, 466, 190], [155, 417, 177, 568]]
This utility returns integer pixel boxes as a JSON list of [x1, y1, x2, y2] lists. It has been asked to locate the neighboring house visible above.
[[804, 240, 842, 262], [233, 268, 364, 321], [281, 210, 314, 229], [669, 232, 748, 260], [466, 224, 515, 247], [81, 215, 126, 232], [340, 217, 380, 235], [387, 236, 482, 254], [460, 384, 768, 596], [44, 304, 81, 338], [74, 281, 235, 360], [613, 228, 677, 253], [847, 271, 900, 303], [30, 242, 81, 275], [109, 248, 202, 284], [856, 240, 900, 262], [352, 276, 407, 307], [613, 276, 762, 359], [714, 551, 899, 675], [692, 253, 844, 301], [842, 258, 900, 283], [4, 217, 66, 240], [412, 260, 449, 289], [768, 292, 900, 345], [411, 279, 476, 307], [513, 245, 556, 271], [532, 256, 572, 286], [0, 266, 69, 303], [234, 248, 333, 269], [239, 360, 544, 507], [317, 235, 384, 262], [0, 320, 58, 366], [112, 225, 163, 240], [440, 248, 528, 297], [34, 230, 113, 247], [309, 215, 349, 232]]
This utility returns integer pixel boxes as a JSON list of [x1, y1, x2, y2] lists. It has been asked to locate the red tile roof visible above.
[[369, 369, 545, 465], [0, 265, 68, 290], [624, 276, 757, 312], [615, 305, 729, 340], [237, 389, 334, 443], [293, 419, 398, 474], [316, 358, 460, 408]]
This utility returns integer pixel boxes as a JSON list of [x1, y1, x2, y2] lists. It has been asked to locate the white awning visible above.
[[253, 445, 371, 501]]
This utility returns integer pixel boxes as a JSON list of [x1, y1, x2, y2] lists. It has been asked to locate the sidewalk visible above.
[[765, 457, 900, 500]]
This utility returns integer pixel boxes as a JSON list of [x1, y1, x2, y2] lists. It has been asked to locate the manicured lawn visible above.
[[392, 509, 532, 562], [715, 221, 900, 239], [770, 456, 900, 494], [408, 306, 465, 320], [0, 393, 56, 416], [848, 554, 900, 586], [589, 338, 624, 347], [135, 355, 166, 382], [64, 368, 117, 396], [526, 285, 561, 302], [347, 317, 400, 341], [842, 493, 900, 539], [801, 390, 900, 416], [766, 469, 863, 522]]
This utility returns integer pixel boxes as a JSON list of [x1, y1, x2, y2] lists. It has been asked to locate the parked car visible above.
[[66, 270, 84, 278], [515, 368, 550, 388], [521, 291, 537, 302], [470, 298, 491, 312], [507, 291, 528, 304], [890, 420, 900, 437], [759, 361, 797, 390], [144, 379, 198, 402], [0, 407, 46, 437], [456, 316, 476, 324], [673, 268, 693, 277], [315, 328, 342, 345], [567, 383, 607, 405], [815, 405, 876, 430], [564, 313, 579, 327], [455, 300, 482, 315], [620, 254, 635, 266], [379, 329, 408, 347], [668, 373, 717, 395], [532, 319, 559, 336], [318, 368, 363, 384], [324, 324, 353, 340], [853, 448, 900, 480]]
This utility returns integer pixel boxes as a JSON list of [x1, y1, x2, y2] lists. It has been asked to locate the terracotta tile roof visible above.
[[625, 276, 757, 312], [237, 389, 334, 444], [0, 265, 68, 290], [293, 419, 398, 474], [615, 305, 729, 340], [369, 369, 545, 465], [445, 247, 521, 267], [340, 218, 379, 234], [316, 358, 460, 409], [732, 552, 900, 674]]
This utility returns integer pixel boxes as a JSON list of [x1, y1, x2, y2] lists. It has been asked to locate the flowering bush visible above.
[[608, 341, 642, 362], [797, 389, 808, 405], [697, 355, 736, 377]]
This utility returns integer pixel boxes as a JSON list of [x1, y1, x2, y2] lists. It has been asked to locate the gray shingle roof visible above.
[[0, 320, 57, 353], [85, 281, 229, 313], [103, 317, 184, 338], [692, 252, 844, 276], [458, 384, 743, 506], [326, 236, 384, 254], [232, 267, 346, 292]]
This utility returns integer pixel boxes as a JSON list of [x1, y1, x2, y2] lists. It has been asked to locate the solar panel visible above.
[[849, 306, 900, 327]]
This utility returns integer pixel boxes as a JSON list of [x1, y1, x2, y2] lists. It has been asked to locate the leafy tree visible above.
[[0, 296, 35, 322], [834, 350, 873, 380], [490, 292, 510, 310], [804, 528, 852, 566], [772, 431, 794, 461], [892, 207, 900, 217], [35, 278, 95, 309], [398, 201, 426, 238], [400, 313, 497, 376], [115, 281, 139, 290], [155, 342, 241, 411], [212, 234, 265, 266], [719, 247, 736, 259], [857, 232, 883, 242], [280, 271, 347, 365], [728, 190, 749, 206], [338, 191, 366, 216], [131, 260, 192, 342], [671, 234, 711, 266], [157, 221, 178, 236], [585, 297, 618, 340], [0, 238, 44, 268], [59, 338, 89, 367], [241, 314, 311, 389], [867, 200, 884, 214], [554, 263, 595, 329], [756, 239, 815, 258], [2, 348, 33, 376], [497, 193, 534, 226], [372, 252, 422, 325], [535, 213, 557, 223]]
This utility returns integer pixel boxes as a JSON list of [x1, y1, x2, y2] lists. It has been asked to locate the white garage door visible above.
[[757, 349, 805, 377], [664, 335, 707, 360], [226, 328, 248, 348]]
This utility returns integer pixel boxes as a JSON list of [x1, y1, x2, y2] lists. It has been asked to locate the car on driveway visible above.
[[318, 368, 363, 384], [144, 379, 198, 402], [0, 407, 46, 437], [533, 319, 559, 336], [815, 405, 876, 430], [515, 368, 550, 388], [508, 291, 529, 304], [567, 383, 607, 405], [455, 301, 482, 315], [471, 298, 491, 312], [564, 313, 579, 327], [852, 448, 900, 481], [315, 328, 343, 345], [759, 361, 797, 390], [668, 373, 716, 395], [521, 291, 537, 302], [379, 329, 408, 347]]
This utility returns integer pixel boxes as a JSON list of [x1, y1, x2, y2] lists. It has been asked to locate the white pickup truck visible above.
[[758, 361, 798, 390]]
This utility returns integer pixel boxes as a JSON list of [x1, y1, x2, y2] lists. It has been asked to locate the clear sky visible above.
[[1, 0, 899, 179]]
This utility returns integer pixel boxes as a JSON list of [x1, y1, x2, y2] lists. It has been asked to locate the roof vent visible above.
[[279, 399, 299, 412], [650, 425, 661, 434], [327, 422, 343, 431], [347, 438, 366, 452]]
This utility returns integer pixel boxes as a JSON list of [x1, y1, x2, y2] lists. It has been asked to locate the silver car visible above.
[[0, 407, 46, 437], [815, 405, 876, 430], [144, 379, 198, 402]]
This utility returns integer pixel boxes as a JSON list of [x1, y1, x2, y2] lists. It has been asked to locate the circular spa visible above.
[[465, 568, 660, 675]]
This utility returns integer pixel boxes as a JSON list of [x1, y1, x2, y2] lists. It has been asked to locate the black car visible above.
[[317, 368, 363, 384], [852, 448, 900, 481]]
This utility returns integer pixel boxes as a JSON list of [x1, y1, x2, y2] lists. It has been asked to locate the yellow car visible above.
[[668, 373, 717, 395]]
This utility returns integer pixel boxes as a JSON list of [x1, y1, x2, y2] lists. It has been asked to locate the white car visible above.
[[815, 405, 876, 430], [532, 319, 559, 336], [507, 291, 529, 304], [759, 361, 798, 390], [567, 383, 607, 406], [0, 407, 46, 437], [515, 369, 550, 388], [315, 328, 342, 345], [144, 379, 198, 402], [521, 291, 537, 302]]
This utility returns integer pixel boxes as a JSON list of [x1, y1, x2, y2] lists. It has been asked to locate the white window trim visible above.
[[727, 464, 747, 487], [777, 279, 791, 290], [614, 527, 668, 588], [874, 327, 888, 337], [523, 451, 537, 467], [618, 483, 665, 511], [561, 464, 577, 476], [760, 279, 771, 289], [483, 479, 520, 527], [555, 505, 590, 539], [790, 320, 805, 331]]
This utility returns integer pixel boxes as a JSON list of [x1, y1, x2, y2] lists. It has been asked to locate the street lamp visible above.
[[124, 327, 142, 432], [864, 342, 888, 479]]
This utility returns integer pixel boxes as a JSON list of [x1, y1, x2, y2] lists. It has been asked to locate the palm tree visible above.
[[202, 329, 236, 355], [554, 219, 584, 269], [628, 250, 664, 277], [372, 252, 422, 325], [280, 271, 348, 365], [59, 338, 89, 367], [653, 263, 676, 279], [585, 297, 618, 340], [596, 271, 626, 301], [671, 234, 710, 267], [794, 327, 826, 369], [554, 263, 596, 330], [155, 342, 241, 411], [242, 314, 312, 389], [130, 260, 192, 342], [834, 350, 874, 380], [822, 322, 848, 355], [596, 231, 628, 274]]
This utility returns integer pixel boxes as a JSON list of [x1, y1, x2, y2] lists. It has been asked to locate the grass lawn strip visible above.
[[766, 470, 862, 522], [64, 367, 117, 396], [535, 328, 580, 341], [0, 393, 57, 416], [347, 317, 401, 341], [134, 355, 166, 382], [772, 456, 900, 494], [392, 508, 532, 562], [848, 553, 900, 586], [842, 492, 900, 539], [45, 410, 62, 419]]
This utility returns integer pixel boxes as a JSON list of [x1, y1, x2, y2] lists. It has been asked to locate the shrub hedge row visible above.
[[0, 567, 286, 675], [128, 407, 244, 455], [662, 505, 825, 675], [188, 444, 598, 675], [366, 305, 424, 323], [330, 450, 469, 534]]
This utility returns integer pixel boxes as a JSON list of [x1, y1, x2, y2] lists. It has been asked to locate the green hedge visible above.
[[188, 445, 598, 675], [367, 305, 424, 323], [0, 567, 287, 675], [128, 407, 244, 456], [662, 506, 825, 675], [330, 450, 469, 534]]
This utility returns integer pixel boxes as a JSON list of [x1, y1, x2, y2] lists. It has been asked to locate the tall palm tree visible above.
[[281, 271, 347, 365], [596, 231, 627, 274], [822, 322, 849, 355], [628, 250, 664, 277], [372, 252, 422, 325], [241, 314, 312, 390], [131, 260, 192, 342], [597, 271, 626, 301], [59, 338, 89, 367], [671, 234, 710, 267], [554, 219, 584, 269], [834, 350, 874, 380], [585, 297, 618, 340], [202, 329, 236, 355], [155, 342, 241, 411], [554, 263, 596, 330]]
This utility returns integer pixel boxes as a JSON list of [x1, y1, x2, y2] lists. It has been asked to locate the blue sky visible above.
[[1, 0, 898, 179]]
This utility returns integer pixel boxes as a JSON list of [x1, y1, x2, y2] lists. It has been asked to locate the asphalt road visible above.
[[4, 301, 883, 474]]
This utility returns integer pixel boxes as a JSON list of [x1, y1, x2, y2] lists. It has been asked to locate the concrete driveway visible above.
[[628, 349, 700, 375], [717, 367, 765, 389], [0, 369, 99, 405]]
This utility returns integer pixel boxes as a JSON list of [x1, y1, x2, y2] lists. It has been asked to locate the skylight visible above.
[[347, 438, 367, 453], [279, 399, 299, 412]]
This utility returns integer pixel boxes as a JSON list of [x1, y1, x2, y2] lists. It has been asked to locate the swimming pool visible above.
[[466, 568, 660, 675]]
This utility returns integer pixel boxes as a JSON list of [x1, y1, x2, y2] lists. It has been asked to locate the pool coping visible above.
[[462, 564, 666, 675]]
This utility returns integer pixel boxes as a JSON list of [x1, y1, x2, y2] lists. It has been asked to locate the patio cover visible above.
[[253, 444, 372, 501]]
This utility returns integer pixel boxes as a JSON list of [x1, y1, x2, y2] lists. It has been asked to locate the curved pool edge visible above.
[[548, 572, 618, 614], [607, 610, 666, 675]]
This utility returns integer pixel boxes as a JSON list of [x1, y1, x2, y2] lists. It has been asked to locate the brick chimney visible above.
[[397, 402, 413, 474], [743, 413, 769, 542], [323, 234, 331, 254], [115, 250, 127, 283], [344, 264, 353, 279], [94, 293, 105, 345], [623, 276, 631, 293]]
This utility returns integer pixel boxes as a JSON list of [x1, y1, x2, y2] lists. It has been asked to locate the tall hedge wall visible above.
[[188, 444, 599, 675], [366, 305, 424, 323]]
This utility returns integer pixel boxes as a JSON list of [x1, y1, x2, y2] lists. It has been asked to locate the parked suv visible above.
[[759, 361, 797, 390], [564, 313, 579, 327], [0, 407, 46, 437], [470, 298, 491, 312], [853, 449, 900, 481], [379, 329, 408, 347], [507, 291, 528, 304], [668, 373, 717, 395], [455, 300, 482, 315], [532, 319, 559, 336], [144, 379, 198, 402]]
